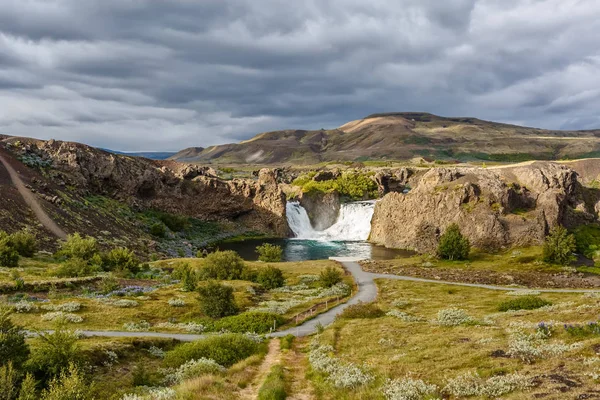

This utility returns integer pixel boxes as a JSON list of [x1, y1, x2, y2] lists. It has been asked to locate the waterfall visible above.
[[286, 201, 375, 241]]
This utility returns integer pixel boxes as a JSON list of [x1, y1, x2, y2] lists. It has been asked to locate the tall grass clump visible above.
[[257, 364, 287, 400]]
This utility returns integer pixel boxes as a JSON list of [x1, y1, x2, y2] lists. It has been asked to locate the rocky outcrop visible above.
[[13, 138, 289, 237], [299, 191, 341, 230], [370, 162, 597, 253]]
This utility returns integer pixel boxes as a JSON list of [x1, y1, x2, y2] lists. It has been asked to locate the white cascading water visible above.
[[286, 201, 375, 241]]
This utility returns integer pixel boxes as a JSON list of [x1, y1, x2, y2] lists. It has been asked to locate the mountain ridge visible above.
[[169, 112, 600, 165]]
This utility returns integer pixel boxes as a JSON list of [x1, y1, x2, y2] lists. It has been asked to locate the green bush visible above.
[[103, 247, 140, 275], [498, 296, 551, 312], [149, 223, 166, 238], [339, 302, 384, 319], [41, 363, 92, 400], [173, 264, 198, 292], [212, 312, 285, 334], [256, 244, 283, 262], [292, 171, 378, 200], [257, 364, 286, 400], [163, 334, 262, 368], [27, 328, 81, 383], [17, 373, 37, 400], [543, 225, 577, 265], [256, 266, 285, 289], [200, 251, 246, 280], [0, 306, 30, 370], [279, 335, 294, 351], [56, 234, 98, 261], [319, 266, 343, 288], [437, 223, 470, 260], [0, 237, 19, 268], [0, 362, 18, 400], [198, 281, 238, 318], [573, 224, 600, 259], [54, 258, 100, 278], [150, 212, 190, 232], [8, 231, 37, 257]]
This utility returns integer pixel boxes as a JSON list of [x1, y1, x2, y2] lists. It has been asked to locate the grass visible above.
[[258, 364, 287, 400], [307, 278, 600, 399]]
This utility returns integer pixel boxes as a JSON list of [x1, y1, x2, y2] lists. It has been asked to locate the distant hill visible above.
[[167, 147, 205, 162], [168, 112, 600, 165], [102, 149, 177, 160]]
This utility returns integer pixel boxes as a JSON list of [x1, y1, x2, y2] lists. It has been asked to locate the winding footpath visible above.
[[0, 153, 67, 239], [72, 257, 600, 342]]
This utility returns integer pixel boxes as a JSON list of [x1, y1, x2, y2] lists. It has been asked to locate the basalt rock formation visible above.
[[370, 162, 599, 253]]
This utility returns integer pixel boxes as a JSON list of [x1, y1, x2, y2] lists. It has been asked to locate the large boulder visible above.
[[299, 190, 341, 230], [369, 162, 596, 253]]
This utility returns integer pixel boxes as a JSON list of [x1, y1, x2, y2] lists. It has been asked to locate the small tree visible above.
[[437, 223, 470, 260], [27, 327, 81, 383], [0, 306, 30, 370], [201, 251, 245, 280], [0, 237, 19, 268], [41, 363, 92, 400], [56, 234, 98, 261], [17, 374, 37, 400], [543, 225, 576, 265], [9, 231, 37, 258], [0, 362, 18, 400], [103, 247, 140, 275], [198, 281, 238, 318], [256, 243, 283, 262], [319, 266, 343, 288], [149, 223, 166, 238], [54, 258, 100, 278], [256, 266, 285, 289]]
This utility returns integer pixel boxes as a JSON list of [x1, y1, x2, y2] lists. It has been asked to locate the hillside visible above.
[[169, 112, 600, 165], [102, 149, 177, 160]]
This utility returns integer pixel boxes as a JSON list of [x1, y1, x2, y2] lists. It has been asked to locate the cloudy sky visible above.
[[1, 0, 599, 151]]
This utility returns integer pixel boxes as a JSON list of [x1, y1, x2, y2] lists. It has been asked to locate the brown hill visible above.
[[169, 112, 600, 165], [168, 147, 205, 162]]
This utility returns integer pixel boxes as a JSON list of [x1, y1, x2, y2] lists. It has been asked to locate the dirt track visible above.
[[0, 153, 67, 239]]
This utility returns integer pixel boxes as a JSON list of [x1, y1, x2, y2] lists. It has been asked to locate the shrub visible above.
[[41, 312, 83, 324], [9, 230, 37, 257], [498, 296, 551, 312], [0, 306, 30, 370], [564, 322, 600, 337], [319, 266, 343, 288], [14, 301, 38, 313], [386, 309, 423, 322], [174, 264, 197, 292], [257, 364, 286, 400], [99, 276, 120, 294], [103, 248, 140, 275], [382, 377, 438, 400], [54, 258, 100, 278], [149, 223, 166, 238], [257, 266, 285, 289], [0, 362, 18, 400], [573, 224, 600, 259], [163, 334, 262, 368], [41, 363, 93, 400], [339, 302, 384, 319], [156, 213, 189, 232], [18, 373, 37, 400], [212, 312, 285, 333], [56, 233, 98, 261], [200, 251, 246, 280], [437, 224, 470, 260], [168, 298, 185, 307], [27, 328, 81, 382], [543, 225, 576, 265], [256, 244, 283, 262], [0, 236, 19, 268], [164, 358, 225, 385], [198, 281, 238, 318], [293, 171, 378, 200], [308, 344, 373, 388], [436, 308, 473, 326]]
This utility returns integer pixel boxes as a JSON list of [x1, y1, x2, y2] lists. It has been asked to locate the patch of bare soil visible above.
[[362, 261, 600, 289]]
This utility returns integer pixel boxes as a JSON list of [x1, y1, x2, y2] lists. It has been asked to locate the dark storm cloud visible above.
[[0, 0, 599, 151]]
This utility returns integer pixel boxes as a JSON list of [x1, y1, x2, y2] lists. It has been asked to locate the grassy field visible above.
[[306, 278, 600, 399]]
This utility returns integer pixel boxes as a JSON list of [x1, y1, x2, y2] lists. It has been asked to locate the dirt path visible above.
[[285, 343, 314, 400], [0, 153, 67, 239], [238, 338, 282, 400]]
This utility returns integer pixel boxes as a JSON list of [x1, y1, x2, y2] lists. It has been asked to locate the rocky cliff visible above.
[[370, 162, 599, 253], [1, 138, 289, 242]]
